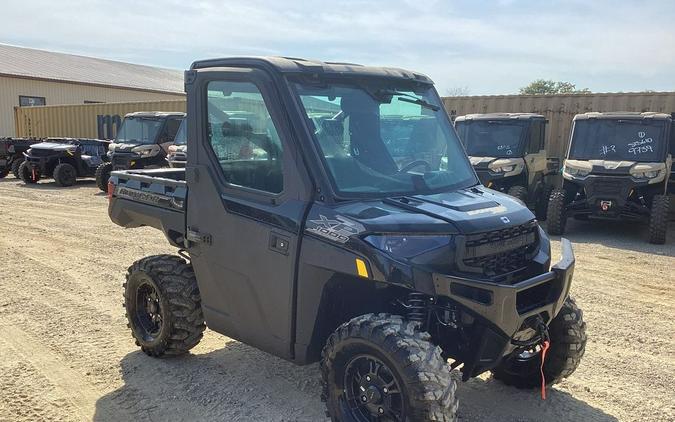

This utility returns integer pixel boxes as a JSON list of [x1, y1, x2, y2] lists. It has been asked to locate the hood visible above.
[[30, 142, 77, 151], [308, 185, 535, 240], [109, 142, 144, 152]]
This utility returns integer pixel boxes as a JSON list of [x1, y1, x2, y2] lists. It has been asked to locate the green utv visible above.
[[95, 111, 185, 191], [107, 57, 587, 421], [547, 112, 673, 244], [455, 113, 559, 220]]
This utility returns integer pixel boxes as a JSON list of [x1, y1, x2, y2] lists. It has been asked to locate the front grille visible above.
[[460, 220, 538, 277], [28, 149, 54, 157], [589, 180, 623, 196]]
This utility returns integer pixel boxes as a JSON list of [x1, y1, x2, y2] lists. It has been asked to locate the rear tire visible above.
[[95, 162, 113, 192], [492, 297, 587, 388], [507, 185, 528, 203], [0, 167, 8, 178], [321, 313, 458, 422], [124, 255, 206, 357], [546, 188, 567, 235], [19, 161, 39, 184], [53, 162, 77, 187], [648, 194, 669, 244], [535, 184, 554, 221], [11, 158, 24, 179]]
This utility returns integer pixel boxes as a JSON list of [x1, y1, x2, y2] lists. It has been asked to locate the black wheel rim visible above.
[[62, 166, 75, 184], [134, 280, 163, 341], [342, 354, 404, 422], [502, 345, 542, 377]]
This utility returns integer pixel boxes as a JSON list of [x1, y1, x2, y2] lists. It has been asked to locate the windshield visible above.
[[569, 119, 667, 162], [116, 117, 163, 145], [294, 80, 476, 197], [174, 119, 187, 145], [455, 120, 526, 157]]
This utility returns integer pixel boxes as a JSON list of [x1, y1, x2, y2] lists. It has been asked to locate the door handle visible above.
[[269, 232, 290, 255]]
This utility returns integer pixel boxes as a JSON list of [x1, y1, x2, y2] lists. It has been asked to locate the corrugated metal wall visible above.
[[0, 75, 185, 137], [443, 92, 675, 158], [15, 100, 187, 139]]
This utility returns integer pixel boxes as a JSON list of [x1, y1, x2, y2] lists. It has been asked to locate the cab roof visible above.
[[124, 111, 186, 119], [573, 111, 672, 121], [189, 56, 433, 85], [454, 113, 545, 122]]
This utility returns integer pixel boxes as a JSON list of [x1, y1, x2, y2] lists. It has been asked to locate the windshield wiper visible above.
[[397, 96, 440, 111], [376, 90, 440, 111]]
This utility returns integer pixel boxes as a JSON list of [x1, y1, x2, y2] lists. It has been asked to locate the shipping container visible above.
[[443, 92, 675, 158], [14, 100, 186, 139]]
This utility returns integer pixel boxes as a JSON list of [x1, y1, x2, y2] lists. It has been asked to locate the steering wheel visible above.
[[399, 159, 432, 173]]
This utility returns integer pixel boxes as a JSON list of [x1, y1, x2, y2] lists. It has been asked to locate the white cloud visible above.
[[1, 0, 673, 94]]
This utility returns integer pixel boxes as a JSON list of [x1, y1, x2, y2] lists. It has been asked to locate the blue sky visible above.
[[2, 0, 674, 95]]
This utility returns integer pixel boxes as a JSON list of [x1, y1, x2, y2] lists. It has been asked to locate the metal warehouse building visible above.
[[0, 44, 185, 137]]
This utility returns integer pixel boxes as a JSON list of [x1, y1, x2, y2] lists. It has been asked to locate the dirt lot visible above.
[[0, 177, 673, 422]]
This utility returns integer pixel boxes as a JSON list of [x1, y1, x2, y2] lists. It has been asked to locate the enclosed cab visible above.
[[455, 113, 557, 219], [166, 118, 187, 168], [107, 57, 587, 421], [0, 137, 42, 178], [19, 137, 109, 186], [95, 111, 185, 191], [547, 112, 672, 244]]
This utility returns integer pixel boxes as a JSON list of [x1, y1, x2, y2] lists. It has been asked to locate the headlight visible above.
[[491, 165, 515, 173], [364, 235, 451, 258], [131, 146, 156, 157], [563, 165, 590, 177], [488, 158, 523, 175], [630, 169, 661, 179]]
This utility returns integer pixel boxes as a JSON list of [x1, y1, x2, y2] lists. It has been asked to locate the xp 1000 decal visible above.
[[306, 215, 364, 243]]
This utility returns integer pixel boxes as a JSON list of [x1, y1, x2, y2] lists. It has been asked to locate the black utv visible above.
[[0, 137, 42, 178], [455, 113, 558, 220], [20, 138, 110, 186], [107, 57, 586, 421], [95, 111, 185, 191], [547, 112, 673, 244]]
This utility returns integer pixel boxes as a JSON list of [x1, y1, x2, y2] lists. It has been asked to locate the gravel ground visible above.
[[0, 177, 673, 422]]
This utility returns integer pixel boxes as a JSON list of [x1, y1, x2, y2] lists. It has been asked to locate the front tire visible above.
[[648, 194, 669, 244], [124, 255, 206, 357], [53, 162, 77, 187], [321, 313, 458, 422], [11, 157, 24, 178], [0, 167, 8, 178], [535, 184, 554, 221], [492, 297, 587, 388], [546, 188, 567, 235], [95, 162, 113, 192], [507, 185, 528, 203], [19, 161, 40, 184]]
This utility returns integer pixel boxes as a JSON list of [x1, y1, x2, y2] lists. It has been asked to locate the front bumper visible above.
[[432, 238, 575, 377], [24, 156, 53, 173], [111, 153, 142, 170], [565, 176, 651, 219]]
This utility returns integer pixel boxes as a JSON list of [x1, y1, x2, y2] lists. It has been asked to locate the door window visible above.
[[527, 120, 544, 153], [206, 81, 284, 194]]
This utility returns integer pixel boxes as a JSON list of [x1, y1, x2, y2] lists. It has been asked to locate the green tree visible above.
[[519, 79, 590, 95]]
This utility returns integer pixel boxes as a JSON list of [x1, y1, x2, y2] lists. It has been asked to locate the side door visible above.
[[185, 68, 311, 359], [525, 120, 547, 185]]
